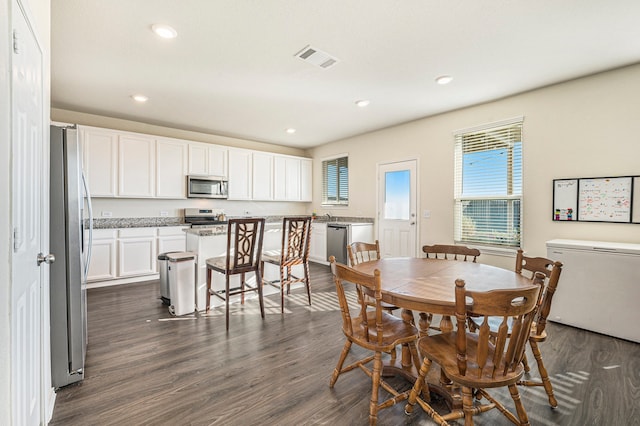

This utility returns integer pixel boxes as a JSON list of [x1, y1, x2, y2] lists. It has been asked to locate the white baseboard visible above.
[[87, 274, 160, 289]]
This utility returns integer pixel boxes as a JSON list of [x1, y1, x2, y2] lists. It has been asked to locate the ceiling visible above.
[[51, 1, 640, 149]]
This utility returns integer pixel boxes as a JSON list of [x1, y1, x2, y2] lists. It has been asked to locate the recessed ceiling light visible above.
[[151, 24, 177, 39], [435, 75, 453, 85], [355, 100, 370, 107], [131, 94, 148, 103], [286, 128, 296, 134]]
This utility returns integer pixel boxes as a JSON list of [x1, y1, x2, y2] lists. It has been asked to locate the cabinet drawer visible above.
[[157, 226, 189, 236], [118, 228, 156, 238]]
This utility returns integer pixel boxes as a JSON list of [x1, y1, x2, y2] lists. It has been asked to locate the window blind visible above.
[[322, 156, 349, 205], [454, 120, 523, 248]]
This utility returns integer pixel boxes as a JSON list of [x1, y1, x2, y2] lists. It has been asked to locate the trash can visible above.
[[167, 251, 197, 316], [158, 251, 180, 305]]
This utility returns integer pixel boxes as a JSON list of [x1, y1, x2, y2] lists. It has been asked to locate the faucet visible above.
[[325, 213, 332, 222]]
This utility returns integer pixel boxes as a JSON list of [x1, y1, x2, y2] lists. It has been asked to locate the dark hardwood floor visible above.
[[50, 263, 640, 425]]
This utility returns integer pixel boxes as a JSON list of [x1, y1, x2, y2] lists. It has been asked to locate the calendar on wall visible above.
[[553, 176, 638, 223]]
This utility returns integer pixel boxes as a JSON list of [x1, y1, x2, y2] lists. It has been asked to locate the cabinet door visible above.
[[188, 142, 208, 175], [274, 156, 300, 201], [80, 126, 118, 197], [208, 145, 228, 177], [252, 152, 274, 200], [86, 230, 117, 282], [228, 149, 253, 200], [309, 222, 327, 264], [118, 236, 157, 277], [300, 159, 312, 202], [119, 134, 156, 197], [156, 138, 187, 198]]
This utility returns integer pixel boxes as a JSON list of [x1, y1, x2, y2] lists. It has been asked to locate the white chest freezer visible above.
[[546, 239, 640, 343]]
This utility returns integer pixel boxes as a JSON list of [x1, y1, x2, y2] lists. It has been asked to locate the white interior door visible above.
[[11, 2, 46, 424], [377, 160, 418, 258]]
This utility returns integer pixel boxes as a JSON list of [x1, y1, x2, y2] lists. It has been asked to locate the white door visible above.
[[11, 1, 46, 424], [377, 160, 418, 258]]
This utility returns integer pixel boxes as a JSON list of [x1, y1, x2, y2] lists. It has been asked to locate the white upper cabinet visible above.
[[300, 158, 312, 202], [156, 138, 187, 198], [81, 126, 118, 197], [227, 149, 253, 200], [274, 156, 300, 201], [252, 152, 274, 200], [188, 142, 228, 177], [118, 133, 156, 197]]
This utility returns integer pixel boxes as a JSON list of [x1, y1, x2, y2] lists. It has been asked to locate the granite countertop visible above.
[[90, 215, 374, 230]]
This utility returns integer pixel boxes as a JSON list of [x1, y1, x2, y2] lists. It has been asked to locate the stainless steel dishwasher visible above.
[[327, 223, 349, 264]]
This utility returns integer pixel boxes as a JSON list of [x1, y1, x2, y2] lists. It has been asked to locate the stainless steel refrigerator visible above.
[[49, 125, 93, 388]]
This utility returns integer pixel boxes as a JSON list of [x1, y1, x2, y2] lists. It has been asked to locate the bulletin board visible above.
[[553, 175, 637, 223]]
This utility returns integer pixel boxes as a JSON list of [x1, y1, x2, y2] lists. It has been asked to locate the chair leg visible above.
[[369, 351, 383, 425], [461, 386, 475, 426], [256, 269, 265, 319], [405, 357, 432, 415], [304, 261, 312, 306], [205, 267, 212, 312], [240, 272, 245, 304], [286, 266, 292, 295], [508, 384, 531, 426], [225, 274, 230, 331], [279, 265, 286, 313], [522, 352, 531, 373], [330, 340, 352, 387], [529, 340, 557, 408]]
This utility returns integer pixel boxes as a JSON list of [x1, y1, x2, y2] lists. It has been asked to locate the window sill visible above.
[[465, 244, 519, 257]]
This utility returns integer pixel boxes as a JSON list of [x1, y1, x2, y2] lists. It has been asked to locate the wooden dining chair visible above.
[[347, 240, 381, 266], [329, 256, 422, 426], [260, 216, 312, 313], [515, 249, 563, 408], [422, 244, 481, 262], [205, 217, 266, 331], [347, 240, 397, 312], [405, 279, 541, 426]]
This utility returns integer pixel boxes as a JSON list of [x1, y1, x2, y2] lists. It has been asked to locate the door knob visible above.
[[37, 253, 56, 266]]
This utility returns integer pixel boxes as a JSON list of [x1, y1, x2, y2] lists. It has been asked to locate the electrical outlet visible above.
[[101, 211, 113, 218], [160, 211, 169, 217]]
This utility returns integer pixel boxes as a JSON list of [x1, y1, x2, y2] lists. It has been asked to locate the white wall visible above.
[[310, 64, 640, 267]]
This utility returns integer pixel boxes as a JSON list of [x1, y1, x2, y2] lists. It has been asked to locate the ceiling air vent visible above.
[[294, 45, 339, 69]]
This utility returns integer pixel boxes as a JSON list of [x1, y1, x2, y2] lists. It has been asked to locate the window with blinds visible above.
[[454, 118, 523, 248], [322, 156, 349, 205]]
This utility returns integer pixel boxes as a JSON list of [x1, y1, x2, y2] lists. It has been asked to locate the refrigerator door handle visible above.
[[81, 172, 93, 281]]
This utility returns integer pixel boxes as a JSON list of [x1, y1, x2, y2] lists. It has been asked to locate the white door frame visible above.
[[376, 158, 420, 258]]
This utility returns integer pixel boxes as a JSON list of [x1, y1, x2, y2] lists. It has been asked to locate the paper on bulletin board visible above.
[[578, 177, 632, 223], [553, 179, 578, 221]]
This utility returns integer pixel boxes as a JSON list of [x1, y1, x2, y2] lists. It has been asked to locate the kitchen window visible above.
[[322, 155, 349, 206], [454, 117, 523, 249]]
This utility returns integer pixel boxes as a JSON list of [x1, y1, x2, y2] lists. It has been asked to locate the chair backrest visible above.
[[329, 256, 383, 345], [515, 250, 563, 335], [225, 217, 265, 274], [454, 279, 540, 378], [422, 244, 481, 262], [279, 216, 312, 266], [347, 240, 380, 266]]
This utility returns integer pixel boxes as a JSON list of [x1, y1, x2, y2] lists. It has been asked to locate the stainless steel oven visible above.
[[187, 175, 228, 199]]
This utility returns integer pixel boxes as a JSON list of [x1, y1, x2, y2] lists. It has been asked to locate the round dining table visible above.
[[350, 257, 535, 409]]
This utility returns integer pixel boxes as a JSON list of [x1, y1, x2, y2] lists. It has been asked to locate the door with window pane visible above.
[[377, 160, 417, 258]]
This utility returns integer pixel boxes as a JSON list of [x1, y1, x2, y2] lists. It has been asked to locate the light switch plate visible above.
[[160, 211, 169, 217], [422, 210, 431, 218]]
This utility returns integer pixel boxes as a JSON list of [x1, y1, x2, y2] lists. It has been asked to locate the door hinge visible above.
[[13, 227, 20, 252], [12, 30, 20, 54]]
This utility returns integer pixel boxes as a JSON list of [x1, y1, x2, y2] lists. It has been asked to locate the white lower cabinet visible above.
[[309, 222, 327, 264], [86, 229, 117, 281], [87, 226, 187, 284], [118, 228, 157, 277]]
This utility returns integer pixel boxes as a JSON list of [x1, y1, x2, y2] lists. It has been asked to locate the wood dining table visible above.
[[351, 257, 534, 408]]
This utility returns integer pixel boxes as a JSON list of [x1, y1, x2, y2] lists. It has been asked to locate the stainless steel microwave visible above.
[[187, 175, 228, 199]]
